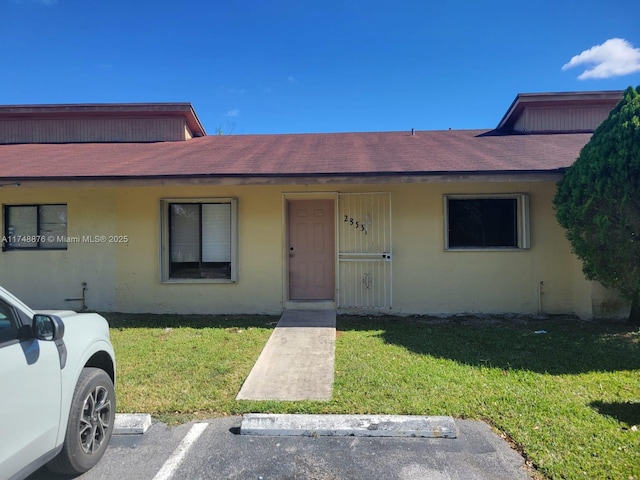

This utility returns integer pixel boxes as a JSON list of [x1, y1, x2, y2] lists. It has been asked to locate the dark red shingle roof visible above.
[[0, 129, 590, 180]]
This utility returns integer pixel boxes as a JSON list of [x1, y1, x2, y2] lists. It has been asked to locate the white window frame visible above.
[[444, 194, 530, 251], [160, 198, 238, 283]]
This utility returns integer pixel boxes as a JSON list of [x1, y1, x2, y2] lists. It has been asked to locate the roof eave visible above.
[[0, 169, 567, 184]]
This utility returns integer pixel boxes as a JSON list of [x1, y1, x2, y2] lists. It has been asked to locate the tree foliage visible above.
[[553, 86, 640, 324]]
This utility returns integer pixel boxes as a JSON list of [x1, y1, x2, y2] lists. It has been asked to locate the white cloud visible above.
[[287, 76, 297, 83], [226, 109, 239, 117], [562, 38, 640, 80]]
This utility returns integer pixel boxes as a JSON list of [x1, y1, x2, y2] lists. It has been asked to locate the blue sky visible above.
[[1, 0, 639, 134]]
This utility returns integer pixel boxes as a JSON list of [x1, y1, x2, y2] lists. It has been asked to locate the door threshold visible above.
[[285, 300, 336, 311]]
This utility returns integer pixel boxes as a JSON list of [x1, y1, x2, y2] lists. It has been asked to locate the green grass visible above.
[[106, 313, 640, 480]]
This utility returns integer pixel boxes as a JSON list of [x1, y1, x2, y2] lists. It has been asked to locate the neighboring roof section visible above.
[[0, 103, 206, 144], [497, 91, 623, 134], [0, 129, 591, 181]]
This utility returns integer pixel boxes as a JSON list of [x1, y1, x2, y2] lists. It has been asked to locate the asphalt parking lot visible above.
[[28, 416, 531, 480]]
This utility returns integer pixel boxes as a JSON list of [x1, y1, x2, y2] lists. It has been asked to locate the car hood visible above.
[[33, 310, 81, 319]]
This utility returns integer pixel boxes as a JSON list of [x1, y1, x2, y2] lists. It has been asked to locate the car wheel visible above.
[[48, 367, 115, 475]]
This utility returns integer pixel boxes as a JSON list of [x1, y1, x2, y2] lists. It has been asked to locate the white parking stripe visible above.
[[153, 422, 209, 480]]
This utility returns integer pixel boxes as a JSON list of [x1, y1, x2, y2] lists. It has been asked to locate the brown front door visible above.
[[288, 200, 335, 300]]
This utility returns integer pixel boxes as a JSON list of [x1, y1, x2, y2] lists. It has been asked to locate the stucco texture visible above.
[[0, 180, 626, 318]]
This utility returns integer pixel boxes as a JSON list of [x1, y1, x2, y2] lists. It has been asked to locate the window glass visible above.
[[3, 205, 67, 250], [6, 206, 37, 248], [0, 300, 19, 344], [202, 204, 231, 262], [170, 204, 200, 263], [39, 205, 67, 249], [169, 202, 233, 279], [447, 198, 520, 248]]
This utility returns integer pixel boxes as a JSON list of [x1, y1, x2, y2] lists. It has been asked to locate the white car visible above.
[[0, 286, 116, 480]]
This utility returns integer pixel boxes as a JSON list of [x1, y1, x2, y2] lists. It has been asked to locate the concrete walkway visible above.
[[236, 309, 336, 401]]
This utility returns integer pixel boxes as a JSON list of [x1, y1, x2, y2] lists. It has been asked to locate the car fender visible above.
[[54, 313, 116, 447]]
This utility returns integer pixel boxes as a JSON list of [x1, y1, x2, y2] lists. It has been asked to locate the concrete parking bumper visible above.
[[240, 413, 458, 438], [114, 413, 152, 435]]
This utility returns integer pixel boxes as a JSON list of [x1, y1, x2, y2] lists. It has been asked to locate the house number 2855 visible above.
[[344, 215, 367, 234]]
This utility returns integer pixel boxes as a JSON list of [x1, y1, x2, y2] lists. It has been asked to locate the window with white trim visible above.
[[444, 194, 530, 250], [2, 204, 67, 250], [161, 199, 238, 282]]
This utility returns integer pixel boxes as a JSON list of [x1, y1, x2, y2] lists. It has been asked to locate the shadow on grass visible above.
[[591, 401, 640, 427], [338, 315, 640, 375], [102, 312, 280, 330]]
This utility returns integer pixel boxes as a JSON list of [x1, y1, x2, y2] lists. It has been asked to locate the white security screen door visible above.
[[337, 193, 392, 309]]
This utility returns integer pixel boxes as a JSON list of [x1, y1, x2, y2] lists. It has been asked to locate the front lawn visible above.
[[107, 313, 640, 480]]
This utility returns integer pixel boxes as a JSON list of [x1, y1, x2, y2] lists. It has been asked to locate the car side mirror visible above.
[[32, 314, 65, 341]]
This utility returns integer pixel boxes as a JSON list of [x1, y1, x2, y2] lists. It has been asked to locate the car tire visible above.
[[48, 367, 116, 475]]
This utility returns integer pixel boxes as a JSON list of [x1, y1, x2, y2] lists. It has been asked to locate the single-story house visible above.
[[0, 91, 629, 318]]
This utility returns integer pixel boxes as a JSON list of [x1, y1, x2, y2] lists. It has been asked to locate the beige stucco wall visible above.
[[0, 179, 625, 317], [0, 187, 118, 311], [390, 181, 574, 315], [591, 282, 630, 317]]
